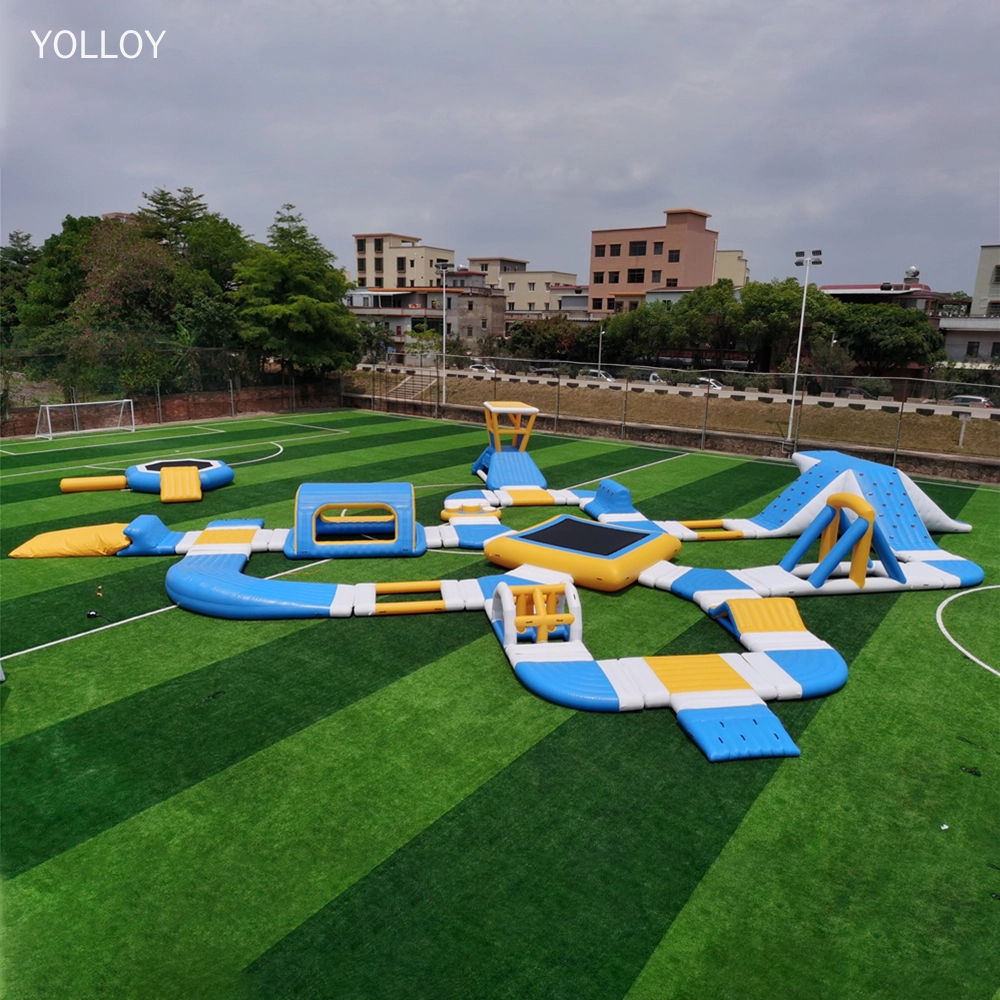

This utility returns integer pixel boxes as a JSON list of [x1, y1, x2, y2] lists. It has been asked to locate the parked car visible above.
[[582, 369, 616, 382], [834, 387, 875, 399], [469, 364, 496, 373], [648, 372, 665, 384], [698, 377, 723, 390], [529, 367, 559, 377], [949, 395, 993, 408]]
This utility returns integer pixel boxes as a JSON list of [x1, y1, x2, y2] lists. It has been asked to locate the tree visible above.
[[234, 206, 359, 372], [832, 304, 943, 375], [507, 315, 587, 361], [670, 280, 743, 364], [601, 301, 675, 365], [137, 186, 209, 251], [0, 232, 41, 345]]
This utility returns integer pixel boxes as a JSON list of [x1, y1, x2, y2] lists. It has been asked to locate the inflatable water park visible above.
[[10, 401, 984, 762]]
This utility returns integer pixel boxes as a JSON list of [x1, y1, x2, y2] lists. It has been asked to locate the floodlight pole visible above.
[[598, 324, 604, 372], [437, 262, 455, 407], [786, 249, 822, 443]]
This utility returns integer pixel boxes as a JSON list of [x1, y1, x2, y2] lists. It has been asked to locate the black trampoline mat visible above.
[[520, 518, 646, 556], [143, 460, 215, 471]]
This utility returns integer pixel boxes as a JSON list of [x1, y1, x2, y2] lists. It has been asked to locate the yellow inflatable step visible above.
[[723, 597, 806, 635], [160, 465, 203, 503], [60, 475, 128, 493], [643, 653, 753, 694]]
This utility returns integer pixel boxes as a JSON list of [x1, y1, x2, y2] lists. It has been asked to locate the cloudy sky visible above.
[[3, 0, 998, 292]]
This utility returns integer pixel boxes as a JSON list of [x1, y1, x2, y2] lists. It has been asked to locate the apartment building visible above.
[[353, 233, 454, 289], [971, 245, 1000, 318], [346, 273, 506, 364], [714, 249, 750, 289], [589, 208, 719, 314], [468, 255, 577, 316]]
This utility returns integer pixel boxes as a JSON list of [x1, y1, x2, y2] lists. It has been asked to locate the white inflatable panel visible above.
[[423, 526, 443, 549], [329, 585, 356, 618], [509, 563, 576, 585], [670, 689, 765, 712], [460, 578, 487, 611], [251, 529, 273, 552], [652, 521, 698, 541], [692, 588, 763, 612], [597, 659, 646, 711], [267, 528, 290, 553], [505, 640, 593, 666], [718, 653, 778, 701], [739, 631, 831, 652], [739, 652, 804, 700], [637, 560, 688, 590], [174, 530, 202, 555], [439, 580, 466, 612], [617, 657, 671, 708], [352, 583, 377, 617]]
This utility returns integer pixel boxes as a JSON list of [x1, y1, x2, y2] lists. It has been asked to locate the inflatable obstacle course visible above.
[[8, 435, 986, 762]]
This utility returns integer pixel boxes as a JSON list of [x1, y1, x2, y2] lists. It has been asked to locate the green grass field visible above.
[[1, 410, 998, 1000]]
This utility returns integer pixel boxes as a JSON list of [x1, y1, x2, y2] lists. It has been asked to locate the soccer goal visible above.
[[35, 399, 136, 440]]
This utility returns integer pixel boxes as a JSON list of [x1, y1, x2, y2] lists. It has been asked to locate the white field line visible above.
[[0, 559, 333, 664], [261, 418, 350, 434], [935, 585, 1000, 678], [0, 429, 351, 481], [567, 452, 688, 490], [0, 425, 226, 461], [229, 443, 284, 466], [911, 478, 1000, 494]]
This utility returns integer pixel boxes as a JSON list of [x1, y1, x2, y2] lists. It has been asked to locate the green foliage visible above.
[[601, 301, 675, 364], [507, 314, 590, 361], [832, 303, 944, 375], [0, 232, 41, 345], [670, 280, 743, 363], [136, 186, 209, 250], [235, 205, 359, 372]]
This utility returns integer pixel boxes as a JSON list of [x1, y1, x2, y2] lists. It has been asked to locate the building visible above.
[[938, 246, 1000, 362], [971, 245, 1000, 318], [714, 249, 750, 289], [820, 269, 949, 330], [353, 233, 454, 289], [588, 208, 719, 314], [346, 275, 506, 364], [468, 256, 578, 319]]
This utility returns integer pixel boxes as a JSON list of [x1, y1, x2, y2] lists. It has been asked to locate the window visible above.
[[397, 256, 406, 271], [374, 257, 383, 272], [653, 241, 663, 255], [544, 303, 550, 311], [608, 297, 617, 311], [410, 259, 415, 268], [480, 263, 488, 271], [651, 270, 662, 283], [468, 300, 474, 311], [465, 326, 473, 338], [668, 249, 680, 263], [629, 301, 639, 312], [374, 277, 383, 288], [357, 258, 366, 273], [482, 318, 488, 329], [627, 268, 645, 283], [987, 301, 1000, 317], [545, 282, 551, 289], [357, 279, 367, 288], [410, 280, 415, 287], [356, 238, 366, 253], [528, 282, 535, 291], [373, 238, 383, 252], [629, 240, 647, 256], [609, 244, 621, 256], [447, 297, 453, 309], [593, 272, 605, 284], [666, 278, 678, 287], [507, 302, 515, 311], [592, 298, 603, 310], [508, 282, 515, 292], [527, 303, 535, 311], [966, 341, 981, 357], [594, 244, 606, 257], [608, 271, 620, 283]]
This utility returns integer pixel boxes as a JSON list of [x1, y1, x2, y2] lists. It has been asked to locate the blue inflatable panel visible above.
[[118, 514, 185, 556], [670, 568, 753, 602], [445, 490, 495, 502], [485, 450, 547, 490], [285, 482, 424, 559], [513, 659, 620, 711], [165, 553, 341, 619], [207, 519, 264, 528], [583, 479, 637, 518], [926, 559, 985, 586], [766, 648, 849, 698], [471, 445, 496, 478], [676, 704, 800, 761], [452, 522, 512, 549]]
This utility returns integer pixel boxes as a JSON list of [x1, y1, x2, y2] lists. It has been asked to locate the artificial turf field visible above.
[[1, 409, 998, 1000]]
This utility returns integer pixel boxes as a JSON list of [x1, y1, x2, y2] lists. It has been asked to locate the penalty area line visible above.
[[935, 585, 1000, 678]]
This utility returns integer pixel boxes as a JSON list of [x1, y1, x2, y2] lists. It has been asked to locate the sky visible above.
[[2, 0, 998, 293]]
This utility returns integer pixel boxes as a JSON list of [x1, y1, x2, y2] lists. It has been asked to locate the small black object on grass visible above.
[[199, 690, 226, 704], [86, 610, 110, 622], [961, 766, 982, 776]]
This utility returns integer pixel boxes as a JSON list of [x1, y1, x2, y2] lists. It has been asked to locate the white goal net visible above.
[[35, 399, 136, 440]]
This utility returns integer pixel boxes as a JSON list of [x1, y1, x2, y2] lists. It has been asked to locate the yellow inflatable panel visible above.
[[60, 475, 129, 493], [194, 528, 257, 546], [160, 465, 203, 503], [505, 489, 555, 506], [643, 654, 752, 694], [9, 523, 132, 558], [724, 597, 806, 635]]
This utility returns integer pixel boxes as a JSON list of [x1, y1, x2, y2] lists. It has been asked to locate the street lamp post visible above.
[[597, 324, 604, 373], [786, 249, 822, 443], [437, 262, 456, 406]]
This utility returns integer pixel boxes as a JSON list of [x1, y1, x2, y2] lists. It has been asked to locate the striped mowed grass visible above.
[[1, 410, 997, 1000]]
